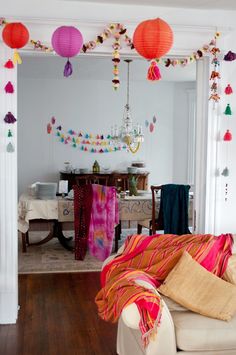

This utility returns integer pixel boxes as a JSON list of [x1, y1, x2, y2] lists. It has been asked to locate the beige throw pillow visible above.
[[223, 254, 236, 285], [159, 251, 236, 321]]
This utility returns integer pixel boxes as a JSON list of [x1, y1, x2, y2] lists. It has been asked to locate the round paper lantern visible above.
[[133, 18, 173, 60], [2, 22, 29, 64], [51, 26, 83, 77]]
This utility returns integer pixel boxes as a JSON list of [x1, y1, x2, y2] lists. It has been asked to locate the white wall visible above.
[[19, 56, 188, 195], [173, 82, 196, 184]]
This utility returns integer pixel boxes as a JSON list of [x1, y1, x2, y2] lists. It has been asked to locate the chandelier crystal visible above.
[[111, 59, 144, 154]]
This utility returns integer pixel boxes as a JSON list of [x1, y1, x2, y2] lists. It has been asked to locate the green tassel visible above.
[[224, 104, 232, 115], [7, 129, 13, 138]]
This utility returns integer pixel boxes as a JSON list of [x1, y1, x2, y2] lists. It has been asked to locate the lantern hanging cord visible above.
[[124, 59, 132, 107]]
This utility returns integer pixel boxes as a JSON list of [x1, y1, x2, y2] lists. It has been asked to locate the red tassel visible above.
[[4, 59, 14, 69], [147, 61, 162, 81], [223, 129, 232, 141], [225, 84, 233, 95], [4, 81, 14, 94]]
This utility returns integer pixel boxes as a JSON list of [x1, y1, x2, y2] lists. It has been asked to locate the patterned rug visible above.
[[18, 229, 140, 274]]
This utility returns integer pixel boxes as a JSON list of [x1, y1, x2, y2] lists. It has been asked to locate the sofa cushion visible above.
[[158, 251, 236, 321], [223, 254, 236, 285], [172, 311, 236, 351]]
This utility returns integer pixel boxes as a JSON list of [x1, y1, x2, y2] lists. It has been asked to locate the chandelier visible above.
[[111, 59, 144, 154]]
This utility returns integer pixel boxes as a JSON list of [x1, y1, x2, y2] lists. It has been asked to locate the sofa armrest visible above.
[[121, 279, 177, 355], [121, 279, 157, 329]]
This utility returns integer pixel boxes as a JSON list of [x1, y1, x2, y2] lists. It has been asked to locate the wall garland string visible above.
[[47, 117, 128, 153]]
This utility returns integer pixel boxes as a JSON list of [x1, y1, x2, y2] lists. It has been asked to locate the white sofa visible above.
[[117, 279, 236, 355], [103, 251, 236, 355]]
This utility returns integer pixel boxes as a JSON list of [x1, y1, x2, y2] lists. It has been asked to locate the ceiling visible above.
[[62, 0, 236, 10], [19, 55, 196, 82]]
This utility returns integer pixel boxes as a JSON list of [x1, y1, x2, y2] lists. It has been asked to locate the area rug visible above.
[[18, 229, 140, 274]]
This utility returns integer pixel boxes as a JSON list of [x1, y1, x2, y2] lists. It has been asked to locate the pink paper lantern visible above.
[[51, 26, 83, 77]]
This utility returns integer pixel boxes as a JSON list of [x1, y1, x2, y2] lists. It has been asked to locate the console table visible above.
[[59, 171, 149, 191]]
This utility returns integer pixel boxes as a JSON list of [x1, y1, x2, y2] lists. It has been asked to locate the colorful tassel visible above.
[[224, 104, 232, 115], [4, 81, 14, 94], [225, 84, 233, 95], [223, 129, 232, 141], [224, 51, 236, 61], [147, 61, 162, 81], [4, 112, 17, 124], [47, 123, 52, 134], [221, 167, 229, 177], [6, 142, 14, 153], [13, 49, 22, 65], [64, 59, 73, 77], [7, 129, 13, 138], [4, 59, 14, 69]]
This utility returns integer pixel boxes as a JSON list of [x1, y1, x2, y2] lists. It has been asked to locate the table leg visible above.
[[115, 223, 121, 252], [53, 221, 74, 251], [21, 233, 27, 253]]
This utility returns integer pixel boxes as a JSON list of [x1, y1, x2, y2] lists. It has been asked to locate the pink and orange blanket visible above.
[[95, 233, 233, 346]]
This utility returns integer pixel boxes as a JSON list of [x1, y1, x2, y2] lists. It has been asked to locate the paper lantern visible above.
[[51, 26, 83, 77], [133, 18, 173, 60], [2, 23, 29, 64]]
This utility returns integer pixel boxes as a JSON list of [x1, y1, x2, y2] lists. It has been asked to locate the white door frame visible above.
[[0, 24, 218, 324], [194, 56, 218, 234]]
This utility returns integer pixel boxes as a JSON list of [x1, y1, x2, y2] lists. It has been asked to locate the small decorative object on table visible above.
[[129, 175, 138, 196], [93, 160, 100, 173]]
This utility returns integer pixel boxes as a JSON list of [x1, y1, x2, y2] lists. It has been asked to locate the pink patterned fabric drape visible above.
[[88, 184, 119, 261], [73, 184, 119, 261]]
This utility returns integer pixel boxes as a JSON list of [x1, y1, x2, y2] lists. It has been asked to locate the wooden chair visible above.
[[88, 175, 109, 186], [137, 185, 162, 235], [75, 174, 109, 186]]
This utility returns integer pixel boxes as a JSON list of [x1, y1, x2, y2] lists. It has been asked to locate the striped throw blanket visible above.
[[95, 233, 233, 346]]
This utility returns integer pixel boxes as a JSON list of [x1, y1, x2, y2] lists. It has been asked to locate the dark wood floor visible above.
[[0, 273, 117, 355]]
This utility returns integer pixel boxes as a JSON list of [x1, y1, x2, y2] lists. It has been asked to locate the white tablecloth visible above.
[[18, 193, 153, 233]]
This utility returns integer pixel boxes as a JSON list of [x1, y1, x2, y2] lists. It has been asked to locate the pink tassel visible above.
[[147, 61, 162, 81], [4, 81, 14, 94], [4, 59, 14, 69], [223, 130, 232, 141], [225, 84, 233, 95]]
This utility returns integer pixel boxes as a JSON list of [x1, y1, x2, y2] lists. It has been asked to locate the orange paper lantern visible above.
[[2, 22, 29, 49], [133, 18, 173, 60], [2, 22, 29, 64]]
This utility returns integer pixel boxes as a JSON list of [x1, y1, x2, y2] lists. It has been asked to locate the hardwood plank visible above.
[[0, 273, 117, 355]]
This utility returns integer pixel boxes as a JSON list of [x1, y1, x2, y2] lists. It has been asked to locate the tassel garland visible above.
[[4, 59, 14, 69], [4, 81, 14, 94], [64, 59, 73, 77], [147, 61, 162, 81]]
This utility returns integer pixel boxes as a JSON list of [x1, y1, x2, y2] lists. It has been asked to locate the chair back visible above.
[[151, 185, 162, 235], [153, 184, 191, 235], [75, 175, 109, 186]]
